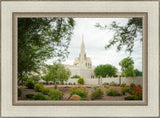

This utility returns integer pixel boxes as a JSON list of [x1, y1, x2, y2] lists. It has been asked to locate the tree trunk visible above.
[[46, 81, 48, 85], [18, 73, 23, 85], [54, 80, 57, 89], [119, 76, 121, 85], [98, 78, 100, 85]]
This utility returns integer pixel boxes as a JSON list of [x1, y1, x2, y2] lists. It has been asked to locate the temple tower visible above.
[[73, 35, 92, 69]]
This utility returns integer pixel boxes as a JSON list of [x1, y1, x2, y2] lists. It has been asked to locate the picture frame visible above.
[[1, 0, 159, 117]]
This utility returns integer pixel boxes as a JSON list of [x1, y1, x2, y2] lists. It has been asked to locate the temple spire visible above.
[[80, 34, 85, 53]]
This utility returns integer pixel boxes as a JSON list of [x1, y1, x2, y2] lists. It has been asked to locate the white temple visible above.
[[64, 36, 95, 79]]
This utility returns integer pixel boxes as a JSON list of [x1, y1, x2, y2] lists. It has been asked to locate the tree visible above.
[[134, 69, 142, 76], [94, 64, 117, 78], [119, 57, 135, 77], [43, 63, 71, 89], [18, 18, 75, 84], [31, 75, 41, 83], [95, 18, 142, 54], [94, 64, 118, 85]]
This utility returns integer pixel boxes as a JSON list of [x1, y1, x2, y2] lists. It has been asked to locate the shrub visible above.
[[73, 82, 76, 85], [64, 86, 69, 88], [25, 78, 35, 89], [130, 83, 136, 88], [78, 78, 84, 85], [48, 89, 63, 100], [109, 81, 117, 86], [70, 87, 88, 98], [68, 82, 72, 85], [18, 88, 22, 97], [41, 88, 49, 95], [91, 87, 104, 100], [34, 93, 48, 100], [92, 86, 97, 90], [120, 82, 126, 87], [103, 82, 109, 86], [104, 85, 110, 89], [125, 95, 137, 100], [34, 83, 44, 92], [26, 94, 35, 99], [71, 75, 80, 78], [106, 88, 119, 96], [79, 97, 83, 101], [121, 87, 131, 95], [22, 76, 28, 82]]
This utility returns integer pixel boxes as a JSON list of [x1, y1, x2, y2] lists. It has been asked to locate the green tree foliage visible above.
[[77, 78, 84, 85], [134, 69, 142, 76], [43, 63, 71, 89], [18, 18, 75, 84], [71, 75, 81, 78], [94, 64, 117, 78], [119, 57, 135, 77], [95, 18, 142, 54], [31, 75, 41, 83]]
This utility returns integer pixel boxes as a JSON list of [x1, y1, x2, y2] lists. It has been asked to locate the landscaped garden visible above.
[[17, 18, 143, 102], [18, 78, 142, 101]]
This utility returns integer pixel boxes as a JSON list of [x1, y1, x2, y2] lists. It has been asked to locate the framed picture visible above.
[[1, 0, 159, 117]]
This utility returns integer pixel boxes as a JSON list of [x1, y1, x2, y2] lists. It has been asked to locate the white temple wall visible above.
[[66, 77, 143, 86]]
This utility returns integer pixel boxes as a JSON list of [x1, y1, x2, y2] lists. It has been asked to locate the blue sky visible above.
[[46, 18, 142, 72]]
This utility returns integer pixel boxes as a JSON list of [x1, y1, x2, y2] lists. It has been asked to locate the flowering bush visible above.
[[124, 84, 142, 100], [34, 83, 44, 92], [70, 87, 87, 98], [106, 88, 119, 96], [91, 87, 104, 100], [130, 84, 142, 100]]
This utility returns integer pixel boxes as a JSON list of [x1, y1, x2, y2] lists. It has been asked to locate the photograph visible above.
[[17, 17, 143, 101]]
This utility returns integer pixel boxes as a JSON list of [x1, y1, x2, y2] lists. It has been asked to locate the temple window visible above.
[[84, 54, 86, 60]]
